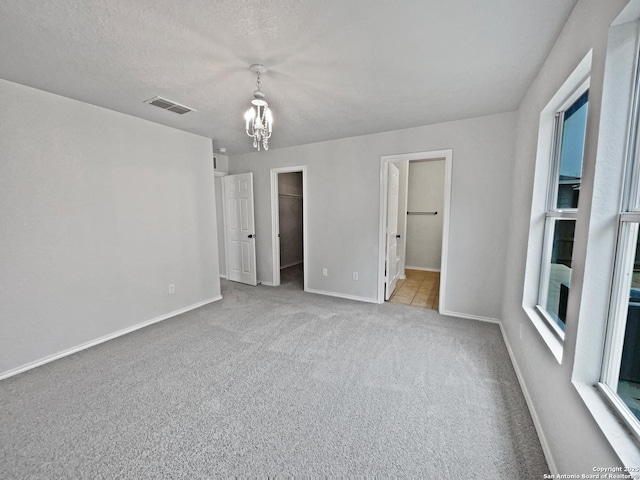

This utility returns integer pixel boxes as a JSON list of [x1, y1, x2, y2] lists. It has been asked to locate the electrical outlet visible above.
[[519, 322, 523, 339], [322, 268, 328, 277], [169, 284, 175, 294], [353, 272, 358, 281]]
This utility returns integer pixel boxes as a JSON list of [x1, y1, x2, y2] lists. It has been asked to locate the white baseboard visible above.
[[399, 274, 406, 280], [498, 324, 557, 475], [220, 274, 227, 279], [439, 310, 500, 324], [305, 288, 378, 304], [405, 265, 441, 272], [280, 261, 303, 269], [0, 296, 222, 381], [260, 281, 276, 287]]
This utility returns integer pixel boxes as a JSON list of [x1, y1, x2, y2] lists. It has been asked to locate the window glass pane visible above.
[[556, 91, 589, 209], [617, 228, 640, 421], [543, 219, 576, 331]]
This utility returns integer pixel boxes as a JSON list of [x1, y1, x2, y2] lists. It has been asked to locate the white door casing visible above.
[[378, 149, 452, 308], [224, 173, 257, 286], [385, 163, 400, 300], [270, 166, 309, 289]]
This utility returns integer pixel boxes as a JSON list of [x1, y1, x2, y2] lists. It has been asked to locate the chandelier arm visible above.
[[245, 115, 254, 136]]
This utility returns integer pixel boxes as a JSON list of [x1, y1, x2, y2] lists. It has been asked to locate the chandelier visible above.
[[244, 64, 273, 151]]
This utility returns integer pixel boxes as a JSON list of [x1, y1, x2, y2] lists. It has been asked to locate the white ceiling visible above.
[[0, 0, 577, 155]]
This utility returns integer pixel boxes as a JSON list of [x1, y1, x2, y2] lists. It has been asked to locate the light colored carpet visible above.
[[0, 271, 547, 478]]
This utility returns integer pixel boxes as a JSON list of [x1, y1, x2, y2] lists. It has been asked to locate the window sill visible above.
[[523, 305, 564, 363], [574, 381, 640, 467]]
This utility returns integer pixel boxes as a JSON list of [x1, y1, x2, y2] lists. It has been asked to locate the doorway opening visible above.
[[378, 150, 452, 310], [270, 166, 308, 290]]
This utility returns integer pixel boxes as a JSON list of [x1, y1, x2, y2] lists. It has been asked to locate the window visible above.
[[536, 85, 589, 339], [600, 91, 640, 437]]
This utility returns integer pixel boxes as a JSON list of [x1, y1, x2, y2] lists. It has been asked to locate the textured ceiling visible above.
[[0, 0, 577, 155]]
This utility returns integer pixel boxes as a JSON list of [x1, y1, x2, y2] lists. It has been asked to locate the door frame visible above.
[[270, 166, 308, 288], [215, 171, 229, 279], [377, 149, 452, 307], [385, 162, 401, 300]]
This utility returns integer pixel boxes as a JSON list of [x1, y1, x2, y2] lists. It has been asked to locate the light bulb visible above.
[[244, 109, 254, 130], [265, 108, 273, 132]]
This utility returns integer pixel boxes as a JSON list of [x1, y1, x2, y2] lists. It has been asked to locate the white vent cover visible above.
[[144, 96, 195, 115]]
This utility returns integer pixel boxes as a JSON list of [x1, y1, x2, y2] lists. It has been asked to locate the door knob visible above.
[[396, 234, 401, 238], [248, 234, 255, 238]]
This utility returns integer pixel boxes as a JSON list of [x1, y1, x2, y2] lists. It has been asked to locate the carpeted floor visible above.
[[0, 276, 548, 478], [279, 263, 304, 290]]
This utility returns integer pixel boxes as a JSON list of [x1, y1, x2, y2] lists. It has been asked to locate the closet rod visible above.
[[407, 211, 437, 215], [279, 193, 303, 198]]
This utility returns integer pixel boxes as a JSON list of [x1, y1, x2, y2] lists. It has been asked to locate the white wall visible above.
[[278, 172, 304, 268], [0, 79, 221, 376], [230, 111, 516, 317], [213, 152, 229, 174], [501, 0, 630, 473], [405, 160, 445, 271]]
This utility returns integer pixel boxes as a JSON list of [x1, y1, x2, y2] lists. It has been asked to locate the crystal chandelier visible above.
[[244, 64, 273, 151]]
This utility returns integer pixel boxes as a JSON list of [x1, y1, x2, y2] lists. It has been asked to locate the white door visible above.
[[385, 163, 400, 300], [224, 173, 257, 286]]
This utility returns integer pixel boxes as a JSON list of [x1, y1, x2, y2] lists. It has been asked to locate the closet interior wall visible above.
[[278, 172, 304, 269], [405, 159, 446, 271]]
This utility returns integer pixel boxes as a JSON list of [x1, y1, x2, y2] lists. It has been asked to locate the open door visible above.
[[385, 163, 400, 300], [224, 173, 257, 286]]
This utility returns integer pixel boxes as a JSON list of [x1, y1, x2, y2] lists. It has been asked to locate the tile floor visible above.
[[389, 269, 440, 310]]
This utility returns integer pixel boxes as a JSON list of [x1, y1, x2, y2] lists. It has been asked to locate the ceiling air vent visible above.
[[144, 96, 195, 115]]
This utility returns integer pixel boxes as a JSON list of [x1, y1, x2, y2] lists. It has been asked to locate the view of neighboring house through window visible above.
[[537, 87, 589, 338], [557, 91, 588, 209]]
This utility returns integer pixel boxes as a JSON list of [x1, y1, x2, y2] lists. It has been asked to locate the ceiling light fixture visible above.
[[244, 64, 273, 151]]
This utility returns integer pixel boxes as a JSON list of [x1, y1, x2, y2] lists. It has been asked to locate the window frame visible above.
[[598, 61, 640, 438], [598, 217, 640, 443], [566, 15, 640, 466], [535, 78, 590, 341]]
